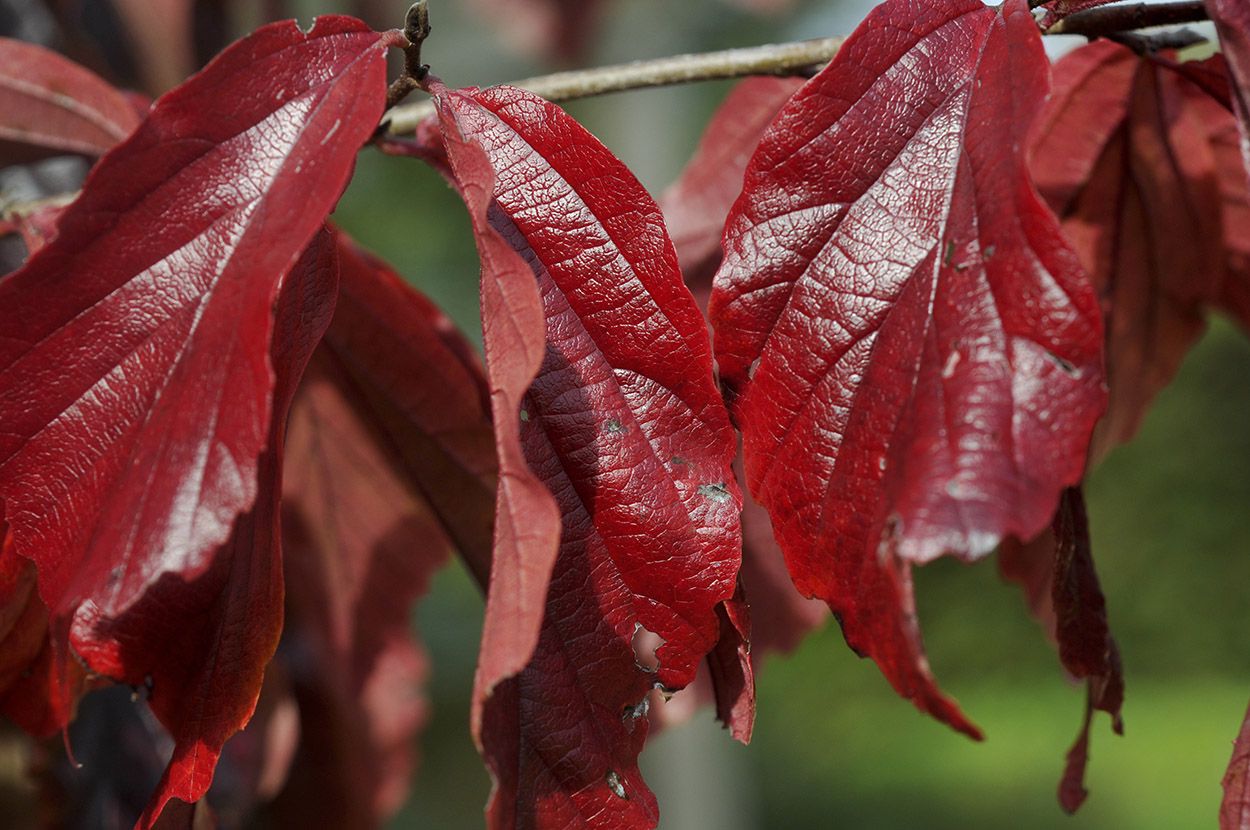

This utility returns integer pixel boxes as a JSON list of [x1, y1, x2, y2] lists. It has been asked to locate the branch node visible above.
[[386, 1, 432, 110]]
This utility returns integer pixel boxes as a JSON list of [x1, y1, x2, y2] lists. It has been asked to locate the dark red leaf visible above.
[[1208, 0, 1250, 172], [999, 488, 1122, 814], [0, 36, 141, 163], [706, 583, 755, 744], [0, 17, 392, 631], [434, 81, 742, 828], [662, 76, 804, 288], [710, 0, 1103, 737], [69, 229, 339, 828], [1032, 44, 1250, 455], [269, 231, 490, 826], [0, 521, 90, 737], [1223, 700, 1250, 830], [737, 457, 827, 658]]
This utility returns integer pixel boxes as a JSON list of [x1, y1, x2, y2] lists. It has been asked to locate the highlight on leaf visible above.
[[431, 79, 742, 829], [710, 0, 1103, 737]]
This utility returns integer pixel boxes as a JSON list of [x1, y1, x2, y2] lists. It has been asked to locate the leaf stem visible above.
[[385, 1, 433, 110], [383, 37, 844, 135], [1046, 1, 1210, 38]]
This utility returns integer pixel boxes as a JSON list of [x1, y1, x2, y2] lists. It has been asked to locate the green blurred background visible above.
[[317, 1, 1250, 827]]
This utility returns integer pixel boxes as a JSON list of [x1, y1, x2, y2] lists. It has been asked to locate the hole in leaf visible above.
[[631, 623, 663, 673]]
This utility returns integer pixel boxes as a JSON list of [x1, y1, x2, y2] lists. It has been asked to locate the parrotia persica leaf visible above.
[[710, 0, 1105, 737], [271, 230, 493, 826], [661, 76, 805, 288], [1032, 43, 1250, 456], [1224, 700, 1250, 830], [0, 36, 142, 163], [70, 228, 339, 828], [433, 80, 742, 828], [0, 17, 393, 629]]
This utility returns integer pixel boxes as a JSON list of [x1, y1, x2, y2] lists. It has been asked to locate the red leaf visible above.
[[433, 82, 742, 828], [1032, 44, 1250, 455], [706, 583, 755, 744], [429, 88, 563, 761], [1224, 700, 1250, 830], [662, 76, 804, 288], [0, 36, 141, 163], [998, 488, 1122, 813], [709, 0, 1102, 736], [0, 18, 391, 629], [69, 229, 339, 827], [269, 231, 492, 825], [1208, 0, 1250, 172]]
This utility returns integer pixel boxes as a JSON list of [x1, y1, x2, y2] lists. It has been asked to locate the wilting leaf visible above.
[[662, 76, 804, 287], [1033, 43, 1250, 456], [1208, 0, 1250, 172], [710, 0, 1103, 736], [0, 17, 392, 633], [70, 229, 338, 828], [0, 36, 141, 163], [270, 232, 492, 826], [999, 488, 1121, 812], [434, 81, 742, 828], [706, 584, 754, 744], [1224, 700, 1250, 830]]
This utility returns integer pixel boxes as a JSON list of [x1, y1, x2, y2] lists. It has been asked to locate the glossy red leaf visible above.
[[69, 229, 339, 828], [429, 87, 562, 762], [1224, 700, 1250, 830], [1209, 0, 1250, 171], [710, 0, 1102, 736], [269, 231, 492, 826], [0, 17, 392, 630], [434, 81, 742, 828], [0, 36, 141, 163], [1033, 44, 1250, 456], [661, 76, 804, 287]]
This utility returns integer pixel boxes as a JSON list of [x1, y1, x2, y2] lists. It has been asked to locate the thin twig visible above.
[[1047, 1, 1209, 37], [385, 1, 433, 109], [383, 37, 844, 135]]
